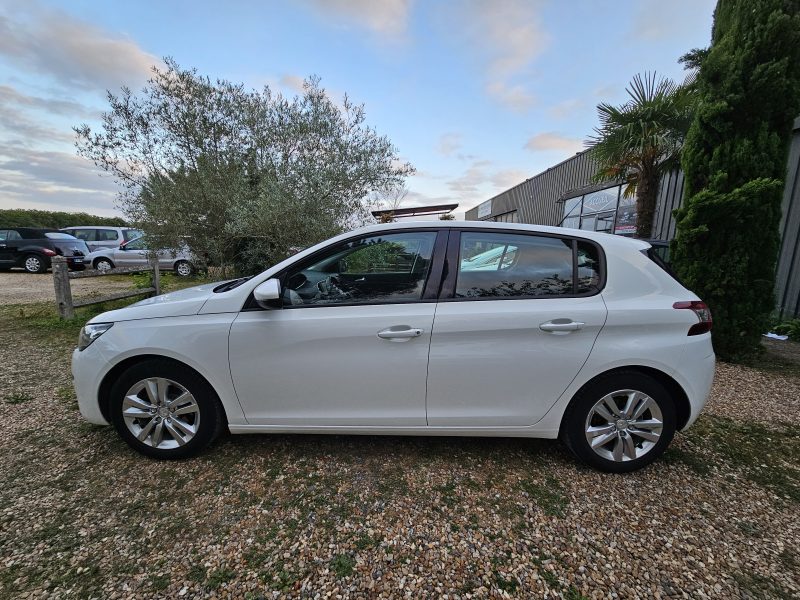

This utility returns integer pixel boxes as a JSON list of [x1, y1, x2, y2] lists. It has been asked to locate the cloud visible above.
[[490, 169, 528, 190], [304, 0, 413, 37], [436, 133, 462, 156], [0, 102, 75, 145], [524, 132, 584, 154], [454, 0, 549, 112], [0, 85, 100, 119], [0, 2, 158, 91], [548, 98, 585, 120], [447, 160, 493, 195], [0, 143, 119, 213], [278, 74, 307, 96]]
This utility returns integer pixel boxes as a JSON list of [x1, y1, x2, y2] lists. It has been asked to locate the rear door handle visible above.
[[539, 320, 585, 333], [377, 326, 423, 341]]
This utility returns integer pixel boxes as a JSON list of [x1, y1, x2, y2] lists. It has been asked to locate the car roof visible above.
[[345, 220, 651, 251]]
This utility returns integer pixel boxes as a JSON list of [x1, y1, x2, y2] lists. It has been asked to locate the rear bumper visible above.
[[674, 337, 715, 430]]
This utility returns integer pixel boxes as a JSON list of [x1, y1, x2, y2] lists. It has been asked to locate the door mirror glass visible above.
[[253, 278, 282, 308]]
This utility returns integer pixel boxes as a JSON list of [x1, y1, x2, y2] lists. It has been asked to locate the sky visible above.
[[0, 0, 717, 219]]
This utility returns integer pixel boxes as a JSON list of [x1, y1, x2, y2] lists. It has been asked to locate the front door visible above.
[[228, 230, 442, 426], [426, 230, 608, 427]]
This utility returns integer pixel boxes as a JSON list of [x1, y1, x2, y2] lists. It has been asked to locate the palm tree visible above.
[[587, 72, 695, 238]]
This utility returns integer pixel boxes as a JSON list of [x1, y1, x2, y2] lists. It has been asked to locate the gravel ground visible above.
[[0, 272, 135, 305], [0, 307, 797, 599]]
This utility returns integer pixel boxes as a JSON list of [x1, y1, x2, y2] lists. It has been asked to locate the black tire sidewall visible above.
[[563, 372, 676, 473], [109, 360, 221, 459]]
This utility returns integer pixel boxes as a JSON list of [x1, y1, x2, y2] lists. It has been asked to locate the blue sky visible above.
[[0, 0, 716, 218]]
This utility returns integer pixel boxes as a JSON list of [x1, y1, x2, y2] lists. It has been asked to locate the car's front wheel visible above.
[[109, 359, 225, 459], [561, 371, 676, 473], [174, 260, 194, 277], [93, 258, 114, 272], [23, 254, 48, 274]]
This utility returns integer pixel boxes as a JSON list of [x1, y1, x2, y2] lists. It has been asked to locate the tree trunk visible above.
[[635, 169, 659, 238]]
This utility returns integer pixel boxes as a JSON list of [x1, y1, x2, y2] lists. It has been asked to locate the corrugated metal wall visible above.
[[466, 118, 800, 317], [776, 118, 800, 319]]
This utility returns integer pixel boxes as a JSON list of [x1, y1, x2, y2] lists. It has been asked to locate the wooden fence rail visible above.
[[52, 256, 161, 319]]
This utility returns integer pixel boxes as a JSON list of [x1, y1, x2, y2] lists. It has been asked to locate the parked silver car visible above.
[[61, 226, 142, 252], [86, 236, 195, 276]]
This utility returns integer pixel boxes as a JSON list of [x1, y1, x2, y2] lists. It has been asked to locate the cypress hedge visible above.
[[0, 209, 126, 229], [672, 0, 800, 360]]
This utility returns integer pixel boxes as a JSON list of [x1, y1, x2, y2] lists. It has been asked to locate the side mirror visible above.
[[253, 278, 282, 309]]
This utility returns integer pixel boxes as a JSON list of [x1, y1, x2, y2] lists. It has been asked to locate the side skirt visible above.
[[227, 425, 560, 439]]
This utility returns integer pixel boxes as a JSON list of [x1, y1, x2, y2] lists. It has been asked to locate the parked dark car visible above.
[[0, 227, 90, 273]]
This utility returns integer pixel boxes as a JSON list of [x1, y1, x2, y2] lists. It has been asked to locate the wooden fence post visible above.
[[150, 255, 161, 296], [52, 256, 74, 319]]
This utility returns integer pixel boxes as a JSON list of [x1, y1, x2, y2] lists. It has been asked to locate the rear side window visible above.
[[123, 229, 143, 241], [577, 241, 601, 294], [70, 228, 96, 242], [95, 229, 120, 242], [456, 232, 575, 298]]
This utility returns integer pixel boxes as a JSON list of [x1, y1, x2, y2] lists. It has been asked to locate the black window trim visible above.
[[438, 227, 606, 302], [242, 227, 448, 311]]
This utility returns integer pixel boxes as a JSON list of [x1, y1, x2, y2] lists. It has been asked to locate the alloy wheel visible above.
[[584, 389, 663, 462], [25, 256, 42, 272], [122, 378, 200, 449], [176, 262, 192, 276]]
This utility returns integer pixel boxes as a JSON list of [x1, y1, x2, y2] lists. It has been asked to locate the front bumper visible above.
[[72, 345, 110, 425]]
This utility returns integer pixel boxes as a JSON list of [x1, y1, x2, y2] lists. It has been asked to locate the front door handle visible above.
[[377, 326, 423, 341], [539, 320, 585, 333]]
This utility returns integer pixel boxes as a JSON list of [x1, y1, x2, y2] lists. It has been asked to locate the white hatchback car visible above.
[[73, 222, 714, 472]]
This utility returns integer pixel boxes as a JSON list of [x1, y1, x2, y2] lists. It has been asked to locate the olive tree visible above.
[[75, 59, 413, 273]]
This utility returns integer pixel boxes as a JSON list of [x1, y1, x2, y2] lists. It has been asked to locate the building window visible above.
[[560, 185, 637, 237], [488, 211, 519, 223]]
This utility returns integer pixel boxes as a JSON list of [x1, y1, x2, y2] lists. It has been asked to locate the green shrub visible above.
[[771, 319, 800, 341]]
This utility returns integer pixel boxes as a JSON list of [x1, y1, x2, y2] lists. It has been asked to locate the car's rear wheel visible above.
[[561, 371, 676, 473], [174, 260, 194, 277], [23, 254, 47, 274], [109, 359, 225, 459], [94, 258, 114, 272]]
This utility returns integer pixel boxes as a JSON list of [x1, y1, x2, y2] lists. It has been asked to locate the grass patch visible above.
[[663, 446, 712, 475], [329, 554, 355, 578], [519, 475, 568, 517], [687, 416, 800, 502], [4, 390, 33, 404], [205, 566, 234, 588]]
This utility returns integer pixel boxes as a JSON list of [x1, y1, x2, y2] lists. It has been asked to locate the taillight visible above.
[[41, 248, 57, 256], [673, 301, 712, 335]]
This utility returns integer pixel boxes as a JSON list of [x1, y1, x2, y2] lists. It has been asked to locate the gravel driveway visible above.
[[0, 305, 797, 599], [0, 271, 135, 305]]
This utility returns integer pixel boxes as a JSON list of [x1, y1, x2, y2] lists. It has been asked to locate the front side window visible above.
[[123, 229, 143, 241], [456, 232, 574, 298], [124, 238, 146, 250], [282, 232, 437, 307]]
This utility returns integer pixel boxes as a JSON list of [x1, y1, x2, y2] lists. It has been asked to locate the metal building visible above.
[[466, 117, 800, 318]]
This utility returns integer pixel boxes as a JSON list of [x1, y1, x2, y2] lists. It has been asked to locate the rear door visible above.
[[0, 229, 23, 267], [425, 229, 608, 426]]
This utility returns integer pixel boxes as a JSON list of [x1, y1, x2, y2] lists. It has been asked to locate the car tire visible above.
[[174, 260, 194, 277], [23, 254, 48, 274], [561, 371, 676, 473], [109, 359, 226, 459], [94, 258, 114, 272]]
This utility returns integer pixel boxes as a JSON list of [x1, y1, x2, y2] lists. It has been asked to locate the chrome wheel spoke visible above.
[[591, 431, 617, 448], [170, 418, 195, 437], [145, 380, 159, 405], [602, 397, 621, 419], [612, 436, 624, 462], [630, 418, 662, 430], [631, 396, 653, 420], [123, 394, 152, 411], [593, 403, 616, 422], [123, 408, 152, 419], [164, 421, 186, 446], [151, 420, 164, 447], [156, 378, 169, 404], [629, 427, 660, 442], [136, 418, 156, 442], [622, 434, 637, 460]]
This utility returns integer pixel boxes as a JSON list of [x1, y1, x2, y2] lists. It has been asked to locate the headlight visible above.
[[78, 323, 113, 351]]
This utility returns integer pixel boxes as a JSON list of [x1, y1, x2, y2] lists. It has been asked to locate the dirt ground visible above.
[[0, 271, 135, 305]]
